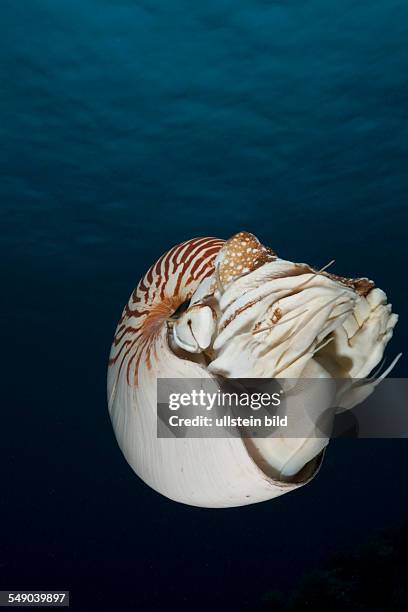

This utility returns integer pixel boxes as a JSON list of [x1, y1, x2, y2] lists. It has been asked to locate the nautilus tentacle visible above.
[[172, 304, 216, 353], [108, 232, 398, 508]]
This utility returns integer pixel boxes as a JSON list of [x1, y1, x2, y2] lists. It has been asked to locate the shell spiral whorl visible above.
[[108, 237, 224, 390]]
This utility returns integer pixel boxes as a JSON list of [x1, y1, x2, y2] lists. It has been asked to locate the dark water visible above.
[[1, 1, 407, 610]]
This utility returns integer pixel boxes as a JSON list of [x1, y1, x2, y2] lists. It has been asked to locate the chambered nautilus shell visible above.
[[108, 232, 399, 508]]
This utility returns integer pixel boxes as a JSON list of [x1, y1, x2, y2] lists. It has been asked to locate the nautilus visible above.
[[108, 232, 398, 508]]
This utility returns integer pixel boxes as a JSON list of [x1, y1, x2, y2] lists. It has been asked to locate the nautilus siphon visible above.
[[107, 232, 399, 508]]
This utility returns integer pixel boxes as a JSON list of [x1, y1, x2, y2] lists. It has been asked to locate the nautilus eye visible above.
[[170, 298, 191, 319], [107, 232, 399, 508]]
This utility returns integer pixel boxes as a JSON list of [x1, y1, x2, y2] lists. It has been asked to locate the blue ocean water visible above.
[[1, 1, 407, 610]]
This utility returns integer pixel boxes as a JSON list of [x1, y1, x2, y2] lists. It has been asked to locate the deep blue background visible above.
[[1, 1, 407, 610]]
